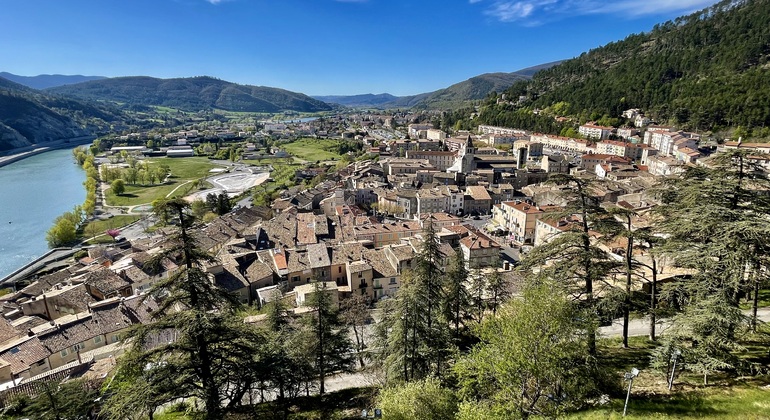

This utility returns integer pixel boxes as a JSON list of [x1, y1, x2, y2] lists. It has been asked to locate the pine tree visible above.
[[103, 199, 262, 420], [443, 248, 471, 343], [655, 149, 770, 328], [521, 174, 621, 355], [302, 281, 354, 395]]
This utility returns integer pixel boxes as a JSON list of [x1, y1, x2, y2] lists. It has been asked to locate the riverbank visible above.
[[0, 136, 95, 168]]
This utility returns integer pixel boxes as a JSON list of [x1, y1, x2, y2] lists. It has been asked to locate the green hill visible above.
[[0, 76, 123, 151], [48, 76, 334, 113], [485, 0, 770, 131]]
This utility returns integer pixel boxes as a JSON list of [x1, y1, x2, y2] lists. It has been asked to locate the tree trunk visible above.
[[649, 258, 658, 341], [752, 264, 760, 333], [623, 219, 633, 348]]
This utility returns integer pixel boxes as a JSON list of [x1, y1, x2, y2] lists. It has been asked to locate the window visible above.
[[390, 277, 397, 284], [112, 335, 120, 343], [291, 276, 300, 282], [60, 349, 68, 357], [338, 267, 342, 273], [94, 336, 102, 344], [72, 344, 82, 352]]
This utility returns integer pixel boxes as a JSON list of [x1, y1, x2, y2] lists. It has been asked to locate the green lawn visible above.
[[104, 158, 220, 206], [568, 382, 770, 419], [569, 335, 770, 419], [80, 215, 142, 244], [282, 138, 343, 162], [740, 289, 770, 310]]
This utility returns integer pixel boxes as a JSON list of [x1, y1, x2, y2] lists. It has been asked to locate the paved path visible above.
[[599, 307, 770, 338]]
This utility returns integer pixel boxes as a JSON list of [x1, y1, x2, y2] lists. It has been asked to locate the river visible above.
[[0, 148, 85, 279]]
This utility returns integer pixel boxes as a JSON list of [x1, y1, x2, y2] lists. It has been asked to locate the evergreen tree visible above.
[[341, 294, 371, 368], [302, 281, 354, 395], [655, 149, 770, 328], [103, 199, 262, 420], [443, 248, 471, 343], [521, 174, 621, 355]]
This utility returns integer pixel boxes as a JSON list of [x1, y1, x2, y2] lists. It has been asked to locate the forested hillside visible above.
[[0, 77, 122, 151], [49, 76, 334, 113], [481, 0, 770, 132]]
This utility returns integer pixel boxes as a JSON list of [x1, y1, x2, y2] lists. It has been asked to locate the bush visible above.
[[376, 378, 457, 420]]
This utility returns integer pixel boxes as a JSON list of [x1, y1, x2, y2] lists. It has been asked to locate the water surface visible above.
[[0, 148, 85, 279]]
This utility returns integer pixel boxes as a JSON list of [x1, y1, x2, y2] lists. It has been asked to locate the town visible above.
[[0, 106, 765, 411]]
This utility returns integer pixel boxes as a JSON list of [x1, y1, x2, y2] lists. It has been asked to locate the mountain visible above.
[[509, 60, 564, 78], [409, 72, 532, 109], [487, 0, 770, 131], [312, 93, 400, 108], [0, 72, 107, 90], [0, 76, 122, 151], [48, 76, 334, 113], [314, 61, 562, 110]]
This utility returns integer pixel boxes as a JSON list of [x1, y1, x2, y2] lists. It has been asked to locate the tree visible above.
[[46, 216, 77, 247], [111, 179, 126, 196], [594, 206, 644, 348], [454, 280, 601, 419], [520, 174, 620, 355], [651, 295, 747, 385], [443, 248, 471, 343], [376, 378, 458, 420], [103, 199, 261, 420], [302, 281, 354, 395], [655, 149, 770, 331], [485, 265, 511, 317], [341, 294, 371, 368], [191, 199, 209, 220], [24, 379, 100, 420]]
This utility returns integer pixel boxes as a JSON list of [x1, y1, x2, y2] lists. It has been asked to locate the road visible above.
[[599, 306, 770, 338]]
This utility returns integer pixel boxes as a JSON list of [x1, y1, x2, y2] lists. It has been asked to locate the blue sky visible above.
[[1, 0, 720, 96]]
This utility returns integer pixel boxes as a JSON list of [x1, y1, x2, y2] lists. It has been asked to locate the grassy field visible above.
[[104, 157, 220, 206], [568, 335, 770, 419], [569, 382, 770, 419], [81, 215, 141, 236], [282, 138, 343, 162]]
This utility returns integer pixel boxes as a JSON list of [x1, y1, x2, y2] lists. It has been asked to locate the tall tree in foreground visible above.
[[651, 295, 747, 385], [443, 248, 471, 343], [302, 281, 354, 395], [454, 279, 602, 419], [521, 174, 620, 355], [103, 199, 261, 420], [655, 149, 770, 330], [341, 293, 371, 368]]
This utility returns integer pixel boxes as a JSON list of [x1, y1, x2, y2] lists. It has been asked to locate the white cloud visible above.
[[476, 0, 719, 24], [205, 0, 224, 4]]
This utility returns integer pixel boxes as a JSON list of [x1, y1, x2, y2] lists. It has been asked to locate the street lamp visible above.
[[623, 367, 640, 417], [668, 349, 682, 391]]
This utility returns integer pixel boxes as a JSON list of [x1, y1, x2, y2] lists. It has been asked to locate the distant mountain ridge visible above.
[[312, 93, 400, 108], [313, 61, 563, 109], [48, 76, 334, 113], [0, 72, 106, 90]]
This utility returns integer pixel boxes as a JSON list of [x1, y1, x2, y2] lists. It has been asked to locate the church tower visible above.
[[460, 134, 476, 173]]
